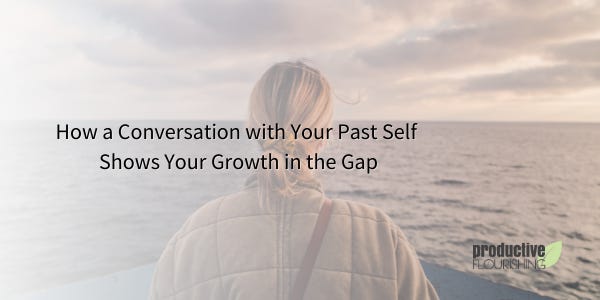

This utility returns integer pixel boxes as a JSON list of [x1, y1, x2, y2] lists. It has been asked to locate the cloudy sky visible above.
[[2, 0, 599, 122]]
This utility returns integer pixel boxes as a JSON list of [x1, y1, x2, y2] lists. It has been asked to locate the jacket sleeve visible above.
[[395, 230, 440, 300]]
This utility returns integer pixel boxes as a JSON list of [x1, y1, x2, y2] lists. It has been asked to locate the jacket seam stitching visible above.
[[168, 266, 395, 297], [175, 212, 394, 242], [347, 201, 354, 299]]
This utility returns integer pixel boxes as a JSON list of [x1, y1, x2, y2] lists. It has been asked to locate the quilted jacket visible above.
[[150, 182, 439, 300]]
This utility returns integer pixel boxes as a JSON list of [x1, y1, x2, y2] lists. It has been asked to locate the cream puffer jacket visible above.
[[150, 182, 439, 300]]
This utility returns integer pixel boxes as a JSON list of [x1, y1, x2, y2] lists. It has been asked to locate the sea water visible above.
[[0, 121, 598, 299]]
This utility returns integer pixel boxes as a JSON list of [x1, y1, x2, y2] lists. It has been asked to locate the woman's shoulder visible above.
[[328, 199, 411, 264], [331, 198, 396, 225], [170, 189, 257, 242], [330, 199, 408, 242]]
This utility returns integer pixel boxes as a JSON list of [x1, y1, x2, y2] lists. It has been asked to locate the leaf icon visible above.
[[537, 241, 562, 268]]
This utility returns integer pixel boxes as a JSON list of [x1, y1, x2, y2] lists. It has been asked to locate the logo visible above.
[[472, 241, 562, 270]]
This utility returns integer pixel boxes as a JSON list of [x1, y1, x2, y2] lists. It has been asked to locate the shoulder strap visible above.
[[290, 198, 333, 300]]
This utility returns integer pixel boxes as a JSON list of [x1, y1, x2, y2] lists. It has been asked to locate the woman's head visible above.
[[249, 61, 333, 153], [248, 61, 333, 200]]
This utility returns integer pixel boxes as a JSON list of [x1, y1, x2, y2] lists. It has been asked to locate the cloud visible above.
[[463, 65, 600, 93], [76, 0, 403, 52], [547, 39, 600, 64], [356, 4, 600, 74], [2, 0, 600, 121]]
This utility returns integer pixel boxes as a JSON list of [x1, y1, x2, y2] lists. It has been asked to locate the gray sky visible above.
[[2, 0, 599, 122]]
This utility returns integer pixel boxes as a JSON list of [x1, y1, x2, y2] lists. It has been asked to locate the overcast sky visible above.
[[2, 0, 599, 122]]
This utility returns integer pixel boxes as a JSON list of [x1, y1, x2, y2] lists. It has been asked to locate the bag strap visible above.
[[290, 198, 333, 300]]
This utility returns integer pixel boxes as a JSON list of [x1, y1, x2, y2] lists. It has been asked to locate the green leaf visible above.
[[537, 241, 562, 268]]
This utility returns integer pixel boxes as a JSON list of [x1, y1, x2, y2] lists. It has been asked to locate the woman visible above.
[[150, 61, 439, 300]]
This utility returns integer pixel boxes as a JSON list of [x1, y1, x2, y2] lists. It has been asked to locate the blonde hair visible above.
[[248, 61, 333, 204]]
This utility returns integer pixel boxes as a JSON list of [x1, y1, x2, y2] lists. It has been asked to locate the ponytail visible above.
[[256, 134, 307, 208]]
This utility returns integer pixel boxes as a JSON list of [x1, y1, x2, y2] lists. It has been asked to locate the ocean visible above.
[[0, 121, 598, 299]]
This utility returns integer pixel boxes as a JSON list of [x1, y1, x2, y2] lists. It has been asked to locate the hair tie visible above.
[[262, 133, 296, 154]]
